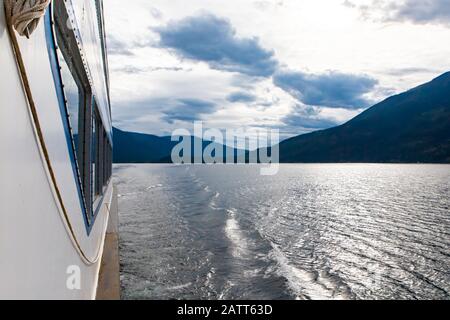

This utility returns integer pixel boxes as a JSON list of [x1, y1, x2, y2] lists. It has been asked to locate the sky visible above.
[[104, 0, 450, 139]]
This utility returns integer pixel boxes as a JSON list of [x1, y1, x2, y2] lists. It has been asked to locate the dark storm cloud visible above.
[[162, 99, 218, 124], [345, 0, 450, 26], [281, 105, 339, 130], [112, 97, 217, 126], [153, 14, 278, 77], [273, 70, 378, 109], [282, 114, 339, 130], [226, 92, 258, 103], [390, 0, 450, 25]]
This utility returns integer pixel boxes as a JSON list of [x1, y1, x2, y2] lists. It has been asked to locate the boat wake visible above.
[[225, 208, 250, 258], [268, 245, 352, 300]]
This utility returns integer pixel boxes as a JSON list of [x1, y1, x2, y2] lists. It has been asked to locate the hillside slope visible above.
[[279, 72, 450, 163]]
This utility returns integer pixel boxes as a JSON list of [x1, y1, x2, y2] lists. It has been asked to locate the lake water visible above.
[[114, 164, 450, 300]]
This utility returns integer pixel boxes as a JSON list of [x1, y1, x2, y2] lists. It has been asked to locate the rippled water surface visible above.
[[114, 164, 450, 300]]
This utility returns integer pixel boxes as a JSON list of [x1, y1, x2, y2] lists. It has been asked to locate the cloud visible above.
[[226, 92, 257, 103], [113, 65, 190, 74], [150, 7, 163, 20], [107, 33, 157, 57], [383, 67, 440, 77], [153, 13, 278, 77], [273, 70, 378, 109], [253, 1, 284, 11], [162, 99, 218, 124], [281, 105, 339, 130], [345, 0, 450, 26], [107, 36, 134, 56]]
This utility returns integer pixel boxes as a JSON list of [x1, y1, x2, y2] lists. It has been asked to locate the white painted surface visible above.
[[107, 187, 120, 234], [0, 3, 113, 299]]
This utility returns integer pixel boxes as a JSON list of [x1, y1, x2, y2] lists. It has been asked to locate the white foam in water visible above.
[[219, 280, 236, 300], [166, 282, 192, 291], [224, 209, 249, 258], [208, 192, 222, 210], [268, 245, 347, 300], [146, 184, 163, 190]]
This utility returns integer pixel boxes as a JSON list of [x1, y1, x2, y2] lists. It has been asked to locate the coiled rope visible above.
[[4, 0, 51, 38], [4, 0, 109, 266]]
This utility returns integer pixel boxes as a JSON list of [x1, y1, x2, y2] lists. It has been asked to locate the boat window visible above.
[[103, 130, 108, 190], [92, 109, 98, 201], [54, 0, 92, 221], [103, 138, 112, 186], [92, 103, 108, 202], [55, 26, 87, 183], [99, 127, 105, 194], [58, 54, 81, 150], [53, 0, 112, 228]]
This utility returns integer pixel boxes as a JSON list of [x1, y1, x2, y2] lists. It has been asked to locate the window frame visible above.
[[54, 1, 93, 223], [50, 1, 113, 233]]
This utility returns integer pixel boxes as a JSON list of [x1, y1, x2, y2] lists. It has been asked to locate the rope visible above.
[[3, 1, 110, 266], [4, 0, 51, 38]]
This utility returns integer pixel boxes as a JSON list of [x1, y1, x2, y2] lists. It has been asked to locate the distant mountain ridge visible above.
[[113, 128, 246, 163], [113, 128, 175, 163], [113, 72, 450, 164], [278, 71, 450, 163]]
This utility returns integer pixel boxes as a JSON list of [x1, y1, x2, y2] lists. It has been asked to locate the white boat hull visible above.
[[0, 0, 116, 300]]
